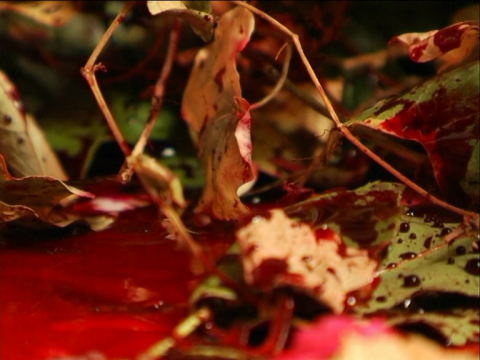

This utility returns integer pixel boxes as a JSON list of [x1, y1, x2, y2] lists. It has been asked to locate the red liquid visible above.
[[0, 207, 198, 360]]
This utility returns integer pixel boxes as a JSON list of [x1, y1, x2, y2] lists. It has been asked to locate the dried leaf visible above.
[[0, 155, 114, 230], [182, 7, 255, 220], [0, 70, 67, 179], [236, 209, 377, 313], [390, 21, 480, 72], [147, 1, 215, 42], [126, 153, 186, 208], [0, 1, 77, 27]]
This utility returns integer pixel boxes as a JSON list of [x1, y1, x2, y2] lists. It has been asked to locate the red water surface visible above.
[[0, 207, 199, 360]]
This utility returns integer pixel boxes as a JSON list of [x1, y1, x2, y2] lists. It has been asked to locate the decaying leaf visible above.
[[345, 61, 479, 205], [236, 209, 377, 313], [0, 70, 67, 179], [286, 181, 406, 248], [0, 155, 113, 230], [182, 6, 255, 220], [390, 21, 479, 72], [0, 1, 77, 28], [276, 316, 477, 360], [126, 153, 186, 208], [147, 1, 215, 42]]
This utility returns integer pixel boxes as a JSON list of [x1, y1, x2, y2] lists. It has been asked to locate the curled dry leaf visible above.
[[0, 155, 113, 231], [147, 1, 215, 42], [390, 21, 480, 72], [0, 1, 77, 28], [0, 70, 67, 179], [236, 209, 377, 313], [182, 6, 255, 220], [126, 153, 186, 208]]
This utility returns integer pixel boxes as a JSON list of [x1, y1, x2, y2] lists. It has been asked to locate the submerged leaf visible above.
[[182, 7, 255, 220], [236, 209, 377, 313], [0, 70, 67, 179], [147, 1, 215, 42]]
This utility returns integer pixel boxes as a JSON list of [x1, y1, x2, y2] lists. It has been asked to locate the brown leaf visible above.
[[0, 155, 113, 230], [236, 209, 377, 313], [0, 1, 77, 27], [0, 70, 67, 179], [182, 6, 255, 220]]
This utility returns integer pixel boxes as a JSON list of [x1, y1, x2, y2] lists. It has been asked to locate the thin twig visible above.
[[81, 1, 135, 158], [250, 43, 292, 110], [122, 18, 182, 182], [232, 1, 479, 222]]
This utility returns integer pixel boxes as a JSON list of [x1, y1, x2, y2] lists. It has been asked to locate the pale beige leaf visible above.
[[182, 7, 255, 220], [0, 70, 67, 179], [236, 209, 377, 313]]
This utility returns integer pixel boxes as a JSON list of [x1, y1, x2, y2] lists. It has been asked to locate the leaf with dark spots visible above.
[[346, 61, 479, 206], [286, 182, 405, 248], [0, 155, 113, 230], [355, 211, 479, 317], [390, 21, 479, 72], [182, 7, 255, 220]]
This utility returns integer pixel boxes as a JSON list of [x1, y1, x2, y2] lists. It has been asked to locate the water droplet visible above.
[[347, 296, 356, 306], [386, 263, 397, 269], [252, 216, 264, 224], [376, 296, 387, 302], [447, 257, 455, 264], [465, 258, 480, 276], [455, 246, 466, 255], [409, 233, 417, 240], [440, 228, 452, 237], [403, 299, 412, 309], [423, 236, 432, 249], [403, 275, 421, 287], [400, 252, 417, 260], [399, 222, 410, 233], [397, 239, 403, 244]]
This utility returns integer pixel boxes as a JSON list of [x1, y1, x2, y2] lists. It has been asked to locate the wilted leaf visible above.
[[390, 21, 479, 72], [346, 61, 479, 204], [127, 153, 186, 208], [0, 70, 67, 179], [147, 1, 215, 42], [0, 1, 77, 27], [236, 209, 377, 313], [182, 7, 255, 220], [0, 155, 114, 230], [286, 181, 405, 248]]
